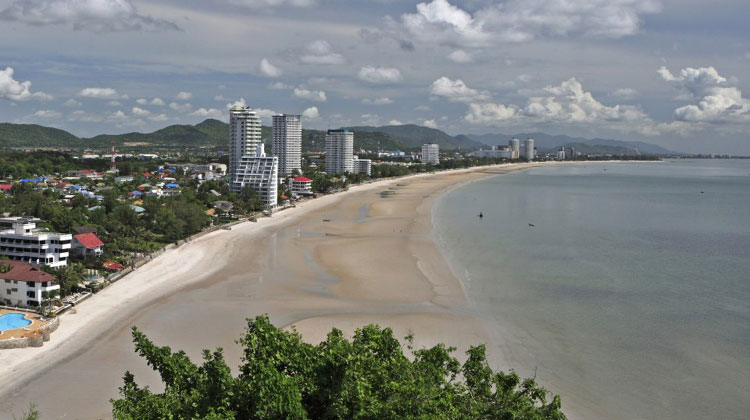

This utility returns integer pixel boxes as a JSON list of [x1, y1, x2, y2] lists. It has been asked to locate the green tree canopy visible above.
[[112, 316, 566, 420]]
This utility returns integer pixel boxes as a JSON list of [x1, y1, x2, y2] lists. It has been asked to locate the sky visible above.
[[0, 0, 749, 154]]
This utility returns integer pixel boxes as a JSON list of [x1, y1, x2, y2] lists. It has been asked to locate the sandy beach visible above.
[[0, 163, 543, 419]]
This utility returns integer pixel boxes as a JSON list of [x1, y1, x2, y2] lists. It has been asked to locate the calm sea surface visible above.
[[433, 160, 750, 420]]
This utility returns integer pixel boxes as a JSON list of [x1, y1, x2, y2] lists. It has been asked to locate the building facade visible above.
[[523, 138, 535, 161], [473, 146, 513, 159], [232, 145, 279, 210], [229, 105, 262, 191], [325, 129, 354, 174], [421, 143, 440, 165], [509, 138, 521, 159], [352, 156, 372, 176], [290, 176, 313, 195], [272, 114, 302, 176], [1, 261, 59, 308], [0, 217, 71, 267]]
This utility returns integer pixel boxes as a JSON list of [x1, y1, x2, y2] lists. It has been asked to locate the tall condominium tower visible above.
[[524, 138, 535, 161], [421, 143, 440, 165], [229, 105, 262, 191], [232, 144, 279, 209], [272, 114, 302, 176], [509, 138, 520, 159], [325, 129, 354, 174]]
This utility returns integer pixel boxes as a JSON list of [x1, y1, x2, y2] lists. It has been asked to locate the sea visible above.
[[432, 159, 750, 420]]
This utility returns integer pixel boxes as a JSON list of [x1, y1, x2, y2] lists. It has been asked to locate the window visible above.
[[5, 289, 9, 295], [27, 291, 35, 298]]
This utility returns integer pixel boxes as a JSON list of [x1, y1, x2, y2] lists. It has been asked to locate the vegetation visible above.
[[112, 315, 566, 420]]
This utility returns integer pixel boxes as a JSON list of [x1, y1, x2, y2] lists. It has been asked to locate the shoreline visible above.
[[0, 160, 582, 418]]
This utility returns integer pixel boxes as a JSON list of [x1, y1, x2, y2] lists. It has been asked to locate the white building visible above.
[[291, 176, 313, 195], [509, 138, 521, 159], [523, 138, 535, 161], [556, 149, 566, 160], [352, 156, 372, 176], [1, 261, 60, 308], [232, 145, 279, 210], [272, 114, 302, 176], [421, 143, 440, 165], [229, 105, 262, 190], [0, 217, 71, 267], [325, 129, 354, 174], [473, 146, 513, 159]]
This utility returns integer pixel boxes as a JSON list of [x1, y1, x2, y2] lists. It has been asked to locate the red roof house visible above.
[[103, 261, 123, 271], [0, 261, 56, 283], [0, 184, 12, 193], [291, 176, 313, 194], [73, 233, 104, 256]]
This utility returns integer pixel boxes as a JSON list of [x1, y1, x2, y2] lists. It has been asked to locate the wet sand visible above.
[[0, 163, 542, 419]]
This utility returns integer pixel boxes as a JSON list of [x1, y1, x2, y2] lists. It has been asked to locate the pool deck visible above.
[[0, 309, 52, 340]]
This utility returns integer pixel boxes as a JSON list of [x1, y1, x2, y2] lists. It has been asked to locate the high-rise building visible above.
[[523, 138, 535, 161], [509, 138, 520, 159], [325, 129, 354, 174], [229, 105, 262, 189], [232, 145, 279, 209], [421, 143, 440, 165], [272, 114, 302, 176]]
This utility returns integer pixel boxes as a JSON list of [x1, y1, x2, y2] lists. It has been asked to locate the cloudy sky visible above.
[[1, 0, 748, 153]]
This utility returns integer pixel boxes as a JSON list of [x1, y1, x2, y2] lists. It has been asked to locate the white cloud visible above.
[[268, 82, 293, 90], [612, 88, 638, 99], [397, 0, 661, 48], [518, 74, 533, 83], [107, 110, 128, 121], [259, 58, 282, 78], [0, 67, 50, 101], [64, 99, 81, 107], [300, 40, 345, 65], [430, 76, 490, 102], [358, 66, 403, 84], [293, 87, 327, 102], [362, 97, 394, 105], [107, 100, 122, 106], [659, 66, 750, 123], [176, 91, 192, 101], [150, 97, 165, 106], [190, 108, 224, 119], [302, 106, 319, 119], [131, 106, 150, 116], [149, 113, 168, 122], [389, 119, 403, 125], [33, 109, 61, 118], [423, 119, 438, 128], [78, 87, 125, 100], [0, 0, 179, 32], [136, 98, 148, 105], [447, 50, 473, 63], [465, 77, 649, 127], [226, 97, 247, 109], [169, 102, 193, 112]]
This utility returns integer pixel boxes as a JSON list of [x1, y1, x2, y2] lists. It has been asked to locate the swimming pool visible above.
[[0, 313, 32, 331]]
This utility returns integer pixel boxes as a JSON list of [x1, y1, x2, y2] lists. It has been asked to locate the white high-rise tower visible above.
[[325, 129, 354, 174], [421, 143, 440, 164], [524, 138, 535, 161], [272, 114, 302, 176], [509, 138, 520, 159], [229, 105, 262, 191]]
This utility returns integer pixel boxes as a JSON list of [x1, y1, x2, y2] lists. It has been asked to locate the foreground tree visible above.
[[112, 316, 565, 420]]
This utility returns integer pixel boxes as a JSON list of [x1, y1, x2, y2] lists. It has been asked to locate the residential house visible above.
[[0, 260, 60, 308]]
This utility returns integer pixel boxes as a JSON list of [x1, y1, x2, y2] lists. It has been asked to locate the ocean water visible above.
[[433, 160, 750, 420]]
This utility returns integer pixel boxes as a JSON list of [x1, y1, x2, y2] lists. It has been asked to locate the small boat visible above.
[[528, 223, 535, 227], [322, 218, 331, 222], [478, 212, 483, 218]]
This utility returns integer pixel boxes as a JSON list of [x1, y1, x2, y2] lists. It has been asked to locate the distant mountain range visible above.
[[0, 120, 677, 155]]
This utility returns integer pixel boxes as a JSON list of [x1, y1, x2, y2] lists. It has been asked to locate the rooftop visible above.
[[74, 233, 104, 250], [0, 261, 56, 283]]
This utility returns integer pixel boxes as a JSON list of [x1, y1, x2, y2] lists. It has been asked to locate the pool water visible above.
[[0, 313, 32, 331]]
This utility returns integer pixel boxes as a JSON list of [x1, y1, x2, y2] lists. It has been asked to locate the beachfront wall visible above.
[[0, 317, 59, 349]]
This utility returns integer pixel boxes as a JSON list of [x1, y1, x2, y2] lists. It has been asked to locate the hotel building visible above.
[[272, 114, 302, 176], [1, 260, 60, 308], [232, 145, 279, 210], [229, 105, 262, 191], [352, 156, 372, 176], [421, 143, 440, 165], [0, 217, 71, 267], [325, 129, 354, 174]]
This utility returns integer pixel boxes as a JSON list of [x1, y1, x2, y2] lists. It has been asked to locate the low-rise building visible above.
[[0, 260, 60, 308], [72, 232, 104, 257], [291, 176, 313, 194], [352, 156, 372, 176], [473, 146, 513, 159], [0, 217, 71, 267]]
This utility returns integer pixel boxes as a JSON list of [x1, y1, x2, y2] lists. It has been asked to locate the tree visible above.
[[112, 316, 566, 420]]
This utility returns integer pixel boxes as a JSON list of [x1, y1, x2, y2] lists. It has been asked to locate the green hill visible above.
[[346, 124, 484, 150], [0, 123, 82, 148]]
